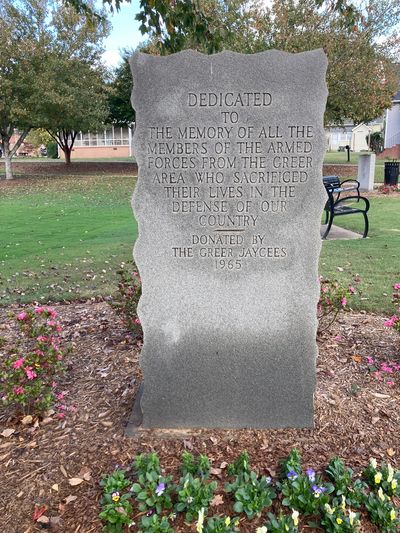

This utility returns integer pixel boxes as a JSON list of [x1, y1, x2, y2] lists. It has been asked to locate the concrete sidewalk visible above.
[[321, 224, 364, 240]]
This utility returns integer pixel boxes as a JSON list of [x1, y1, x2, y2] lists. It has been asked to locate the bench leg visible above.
[[362, 212, 369, 238], [322, 212, 334, 239]]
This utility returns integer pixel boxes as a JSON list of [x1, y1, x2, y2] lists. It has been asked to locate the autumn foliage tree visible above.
[[0, 0, 109, 177]]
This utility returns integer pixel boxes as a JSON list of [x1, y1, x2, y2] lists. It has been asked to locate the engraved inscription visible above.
[[143, 92, 316, 270]]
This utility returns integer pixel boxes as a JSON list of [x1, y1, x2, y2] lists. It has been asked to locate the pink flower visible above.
[[37, 335, 47, 342], [373, 371, 382, 381], [134, 318, 141, 325], [56, 392, 65, 400], [387, 380, 395, 386], [321, 286, 328, 293], [341, 297, 347, 307], [57, 354, 63, 361], [384, 316, 398, 328], [34, 349, 44, 356], [48, 309, 57, 318], [57, 412, 65, 419], [381, 363, 393, 373], [47, 320, 56, 327], [17, 311, 27, 321], [349, 286, 356, 294], [59, 404, 67, 411], [25, 367, 37, 380], [334, 335, 342, 341], [394, 283, 400, 290], [366, 356, 375, 365], [51, 381, 57, 388], [12, 357, 25, 369], [13, 386, 24, 395], [34, 307, 45, 314]]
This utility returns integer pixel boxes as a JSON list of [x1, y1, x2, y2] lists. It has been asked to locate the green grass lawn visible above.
[[0, 175, 399, 314], [0, 175, 137, 305]]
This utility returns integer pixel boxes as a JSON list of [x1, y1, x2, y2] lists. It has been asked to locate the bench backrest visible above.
[[323, 175, 341, 190]]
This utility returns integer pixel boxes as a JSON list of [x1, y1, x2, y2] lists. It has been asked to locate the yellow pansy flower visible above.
[[340, 495, 346, 510], [387, 464, 394, 483], [196, 508, 205, 533], [391, 479, 397, 490], [111, 491, 120, 502], [225, 517, 231, 526], [324, 504, 334, 515], [375, 472, 382, 484], [233, 519, 239, 526], [336, 518, 343, 525], [378, 488, 385, 502], [390, 509, 396, 521], [370, 458, 377, 469], [291, 509, 299, 526]]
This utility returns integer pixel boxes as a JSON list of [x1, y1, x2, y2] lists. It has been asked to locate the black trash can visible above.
[[384, 161, 399, 186]]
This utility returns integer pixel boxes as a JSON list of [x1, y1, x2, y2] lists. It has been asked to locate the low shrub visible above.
[[318, 278, 356, 332], [0, 307, 69, 415], [110, 262, 142, 340]]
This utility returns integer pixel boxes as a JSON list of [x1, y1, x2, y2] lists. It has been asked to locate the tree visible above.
[[107, 49, 136, 127], [0, 0, 109, 177], [67, 0, 400, 126], [0, 0, 47, 179], [36, 56, 109, 164]]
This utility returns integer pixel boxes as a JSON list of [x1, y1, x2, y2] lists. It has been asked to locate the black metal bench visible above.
[[322, 175, 370, 239]]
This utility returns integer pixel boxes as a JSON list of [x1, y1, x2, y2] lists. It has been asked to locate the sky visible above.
[[101, 0, 144, 69]]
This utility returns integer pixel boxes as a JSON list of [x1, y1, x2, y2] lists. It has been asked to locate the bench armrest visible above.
[[334, 195, 370, 212]]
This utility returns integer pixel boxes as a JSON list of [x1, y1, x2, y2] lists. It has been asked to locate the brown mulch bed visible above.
[[323, 164, 358, 178], [0, 160, 137, 177], [0, 302, 399, 532]]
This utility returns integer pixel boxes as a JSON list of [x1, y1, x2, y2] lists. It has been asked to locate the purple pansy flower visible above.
[[287, 470, 298, 480], [155, 482, 166, 496], [306, 468, 316, 482], [311, 484, 326, 497]]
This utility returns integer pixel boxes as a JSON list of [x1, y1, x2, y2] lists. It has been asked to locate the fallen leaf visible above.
[[78, 466, 92, 481], [68, 477, 84, 486], [60, 465, 68, 478], [183, 439, 193, 450], [65, 495, 77, 504], [210, 467, 222, 476], [387, 448, 396, 457], [211, 494, 224, 506], [352, 355, 362, 363], [371, 393, 390, 399], [337, 267, 344, 272], [220, 461, 228, 469], [210, 436, 218, 445], [21, 415, 33, 425], [52, 484, 59, 492], [33, 505, 47, 522], [372, 417, 380, 425], [1, 428, 15, 438], [37, 516, 50, 525]]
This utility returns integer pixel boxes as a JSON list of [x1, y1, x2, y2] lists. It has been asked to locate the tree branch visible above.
[[9, 128, 31, 157]]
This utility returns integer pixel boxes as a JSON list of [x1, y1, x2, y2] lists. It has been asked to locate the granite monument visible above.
[[130, 49, 328, 429]]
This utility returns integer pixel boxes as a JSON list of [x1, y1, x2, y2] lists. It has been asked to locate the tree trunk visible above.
[[64, 146, 72, 165], [3, 137, 14, 180]]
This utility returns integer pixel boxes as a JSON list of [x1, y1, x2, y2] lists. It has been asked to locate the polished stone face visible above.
[[130, 49, 327, 428]]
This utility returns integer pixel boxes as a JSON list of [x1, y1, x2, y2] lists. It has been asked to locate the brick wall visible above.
[[64, 145, 131, 159], [378, 145, 400, 160]]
